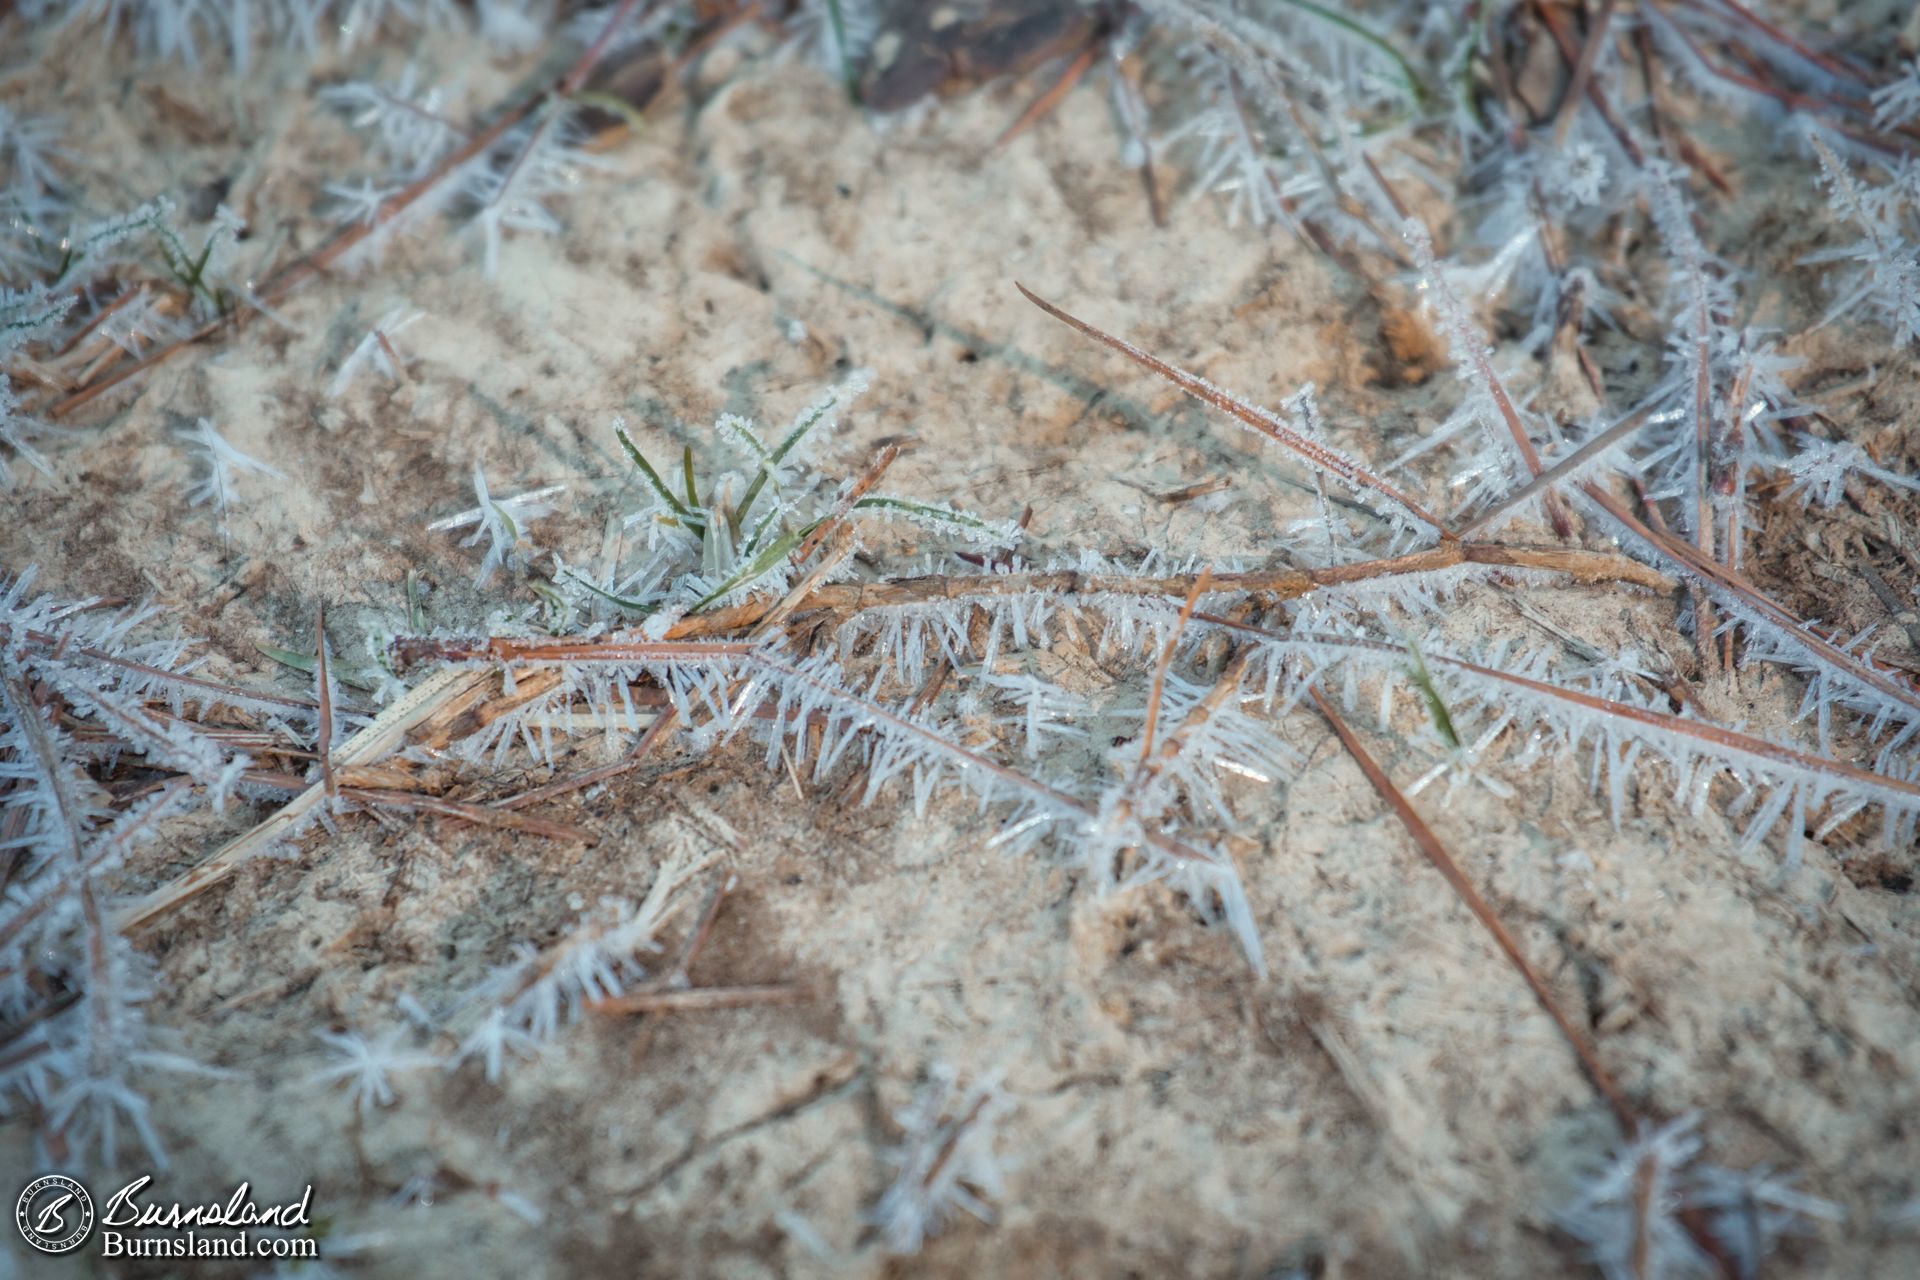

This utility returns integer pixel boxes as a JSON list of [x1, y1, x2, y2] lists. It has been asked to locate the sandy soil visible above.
[[3, 11, 1919, 1278]]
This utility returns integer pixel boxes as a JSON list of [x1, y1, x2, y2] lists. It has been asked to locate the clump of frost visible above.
[[328, 308, 423, 398], [1556, 1116, 1842, 1279], [427, 465, 564, 586], [1804, 134, 1920, 348], [2, 284, 76, 481], [873, 1064, 1012, 1255], [1776, 438, 1920, 508], [1872, 60, 1920, 129], [450, 853, 708, 1080], [306, 1026, 439, 1114], [180, 417, 285, 526]]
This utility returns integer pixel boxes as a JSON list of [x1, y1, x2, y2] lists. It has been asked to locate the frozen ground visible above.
[[3, 4, 1920, 1277]]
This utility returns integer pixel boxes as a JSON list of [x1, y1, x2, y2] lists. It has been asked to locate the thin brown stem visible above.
[[1550, 0, 1619, 147], [997, 40, 1102, 149], [340, 788, 591, 842], [1307, 685, 1638, 1133], [1016, 284, 1454, 537], [1137, 570, 1212, 773], [316, 603, 338, 802]]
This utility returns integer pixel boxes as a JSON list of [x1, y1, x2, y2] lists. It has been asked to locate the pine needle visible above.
[[1307, 685, 1636, 1133]]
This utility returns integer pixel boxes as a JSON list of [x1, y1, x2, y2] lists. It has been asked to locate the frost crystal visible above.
[[873, 1065, 1011, 1255], [306, 1027, 438, 1114], [428, 465, 564, 585], [328, 307, 423, 398], [180, 417, 285, 525]]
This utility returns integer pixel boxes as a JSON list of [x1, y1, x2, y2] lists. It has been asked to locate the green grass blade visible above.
[[689, 522, 819, 612], [1401, 640, 1461, 750], [736, 502, 785, 558], [853, 496, 1011, 543], [1276, 0, 1429, 107], [614, 424, 696, 522], [562, 571, 657, 614], [824, 0, 863, 105], [255, 643, 379, 692]]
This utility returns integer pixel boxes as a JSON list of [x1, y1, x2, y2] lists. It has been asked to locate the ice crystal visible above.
[[873, 1065, 1011, 1255], [328, 307, 423, 397], [428, 465, 564, 586], [306, 1027, 438, 1115], [180, 417, 285, 527]]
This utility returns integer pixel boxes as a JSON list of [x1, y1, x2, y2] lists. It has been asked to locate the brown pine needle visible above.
[[1015, 283, 1456, 538], [1138, 569, 1212, 773], [373, 330, 411, 383], [1192, 614, 1920, 809], [340, 788, 592, 842], [1307, 685, 1637, 1134], [1585, 484, 1920, 722], [1550, 0, 1619, 147], [673, 872, 736, 977], [996, 41, 1101, 150], [492, 709, 680, 811], [792, 442, 899, 564]]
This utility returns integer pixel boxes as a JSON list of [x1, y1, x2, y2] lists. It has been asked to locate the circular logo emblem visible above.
[[16, 1175, 94, 1254]]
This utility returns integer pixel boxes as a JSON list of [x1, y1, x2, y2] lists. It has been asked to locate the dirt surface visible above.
[[3, 10, 1919, 1279]]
